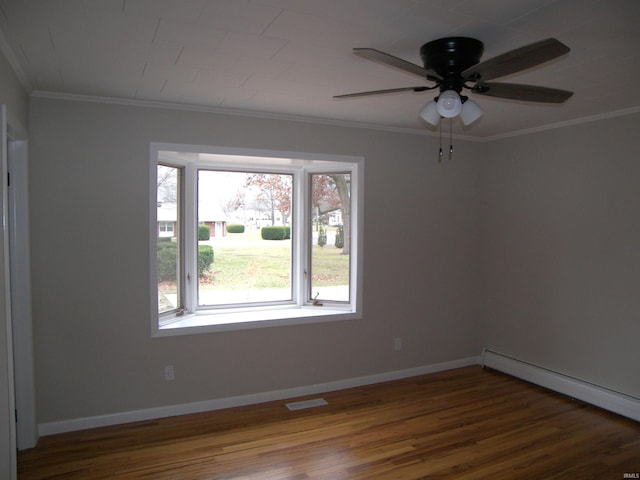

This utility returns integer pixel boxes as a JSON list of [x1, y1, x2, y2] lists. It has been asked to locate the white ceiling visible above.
[[0, 0, 638, 138]]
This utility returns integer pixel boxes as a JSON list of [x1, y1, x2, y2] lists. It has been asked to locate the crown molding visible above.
[[30, 90, 640, 144], [484, 105, 640, 142], [30, 90, 483, 142]]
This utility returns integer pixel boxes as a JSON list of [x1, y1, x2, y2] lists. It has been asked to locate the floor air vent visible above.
[[285, 398, 328, 411]]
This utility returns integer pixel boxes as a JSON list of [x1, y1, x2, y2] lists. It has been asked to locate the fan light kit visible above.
[[335, 37, 573, 161]]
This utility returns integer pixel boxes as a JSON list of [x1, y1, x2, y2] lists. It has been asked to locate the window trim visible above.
[[150, 143, 364, 336], [155, 163, 185, 317]]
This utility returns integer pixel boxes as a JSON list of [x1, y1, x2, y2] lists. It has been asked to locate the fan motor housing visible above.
[[420, 37, 484, 92]]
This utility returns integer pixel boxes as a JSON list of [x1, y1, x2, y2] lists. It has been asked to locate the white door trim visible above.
[[7, 122, 37, 449], [0, 103, 17, 479]]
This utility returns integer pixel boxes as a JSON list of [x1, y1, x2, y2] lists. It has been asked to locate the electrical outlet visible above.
[[164, 365, 175, 381], [394, 337, 402, 351]]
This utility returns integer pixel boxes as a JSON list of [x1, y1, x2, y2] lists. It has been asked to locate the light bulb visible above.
[[436, 90, 462, 118]]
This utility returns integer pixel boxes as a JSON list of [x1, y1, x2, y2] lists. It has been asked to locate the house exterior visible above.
[[157, 202, 178, 238], [157, 202, 228, 238]]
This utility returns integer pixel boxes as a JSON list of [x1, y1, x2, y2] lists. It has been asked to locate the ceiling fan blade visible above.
[[334, 86, 431, 99], [462, 38, 570, 82], [471, 82, 574, 103], [353, 48, 442, 80]]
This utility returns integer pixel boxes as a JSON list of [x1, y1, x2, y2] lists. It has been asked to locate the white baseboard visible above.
[[39, 356, 479, 437], [481, 348, 640, 422], [38, 352, 640, 437]]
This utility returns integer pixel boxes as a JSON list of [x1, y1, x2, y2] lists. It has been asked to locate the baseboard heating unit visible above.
[[481, 348, 640, 422]]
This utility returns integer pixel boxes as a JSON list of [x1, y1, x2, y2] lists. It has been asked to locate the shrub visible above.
[[226, 223, 245, 233], [261, 225, 287, 240], [317, 225, 327, 247], [157, 240, 177, 282], [335, 225, 344, 249], [158, 241, 214, 280], [197, 245, 214, 277], [198, 224, 211, 241], [284, 225, 291, 239]]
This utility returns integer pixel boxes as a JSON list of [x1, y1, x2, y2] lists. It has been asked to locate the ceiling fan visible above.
[[335, 37, 573, 127]]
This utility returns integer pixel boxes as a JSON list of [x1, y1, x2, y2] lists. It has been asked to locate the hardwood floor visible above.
[[18, 366, 640, 479]]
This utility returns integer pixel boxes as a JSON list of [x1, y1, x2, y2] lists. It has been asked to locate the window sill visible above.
[[154, 305, 360, 336]]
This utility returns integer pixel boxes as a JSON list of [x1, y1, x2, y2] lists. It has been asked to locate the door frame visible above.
[[6, 116, 36, 450], [1, 103, 17, 479]]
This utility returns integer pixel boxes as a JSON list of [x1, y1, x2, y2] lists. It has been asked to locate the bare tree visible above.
[[330, 174, 351, 255], [157, 165, 178, 203], [244, 173, 292, 225], [312, 174, 351, 255]]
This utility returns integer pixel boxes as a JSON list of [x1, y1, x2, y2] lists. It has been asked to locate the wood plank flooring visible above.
[[18, 366, 640, 479]]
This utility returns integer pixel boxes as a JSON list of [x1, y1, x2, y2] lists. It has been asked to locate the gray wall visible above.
[[25, 95, 640, 429], [480, 112, 640, 398], [0, 49, 28, 130], [29, 97, 482, 423]]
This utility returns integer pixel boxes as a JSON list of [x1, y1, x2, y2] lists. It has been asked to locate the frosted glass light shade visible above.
[[436, 90, 462, 118], [419, 100, 440, 126], [460, 99, 484, 125]]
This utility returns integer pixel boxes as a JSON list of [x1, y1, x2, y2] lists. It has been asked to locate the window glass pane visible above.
[[310, 173, 350, 302], [157, 165, 180, 313], [197, 170, 293, 306]]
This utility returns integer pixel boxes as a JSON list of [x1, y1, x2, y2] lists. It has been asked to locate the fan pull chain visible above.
[[438, 120, 443, 162], [449, 118, 453, 160]]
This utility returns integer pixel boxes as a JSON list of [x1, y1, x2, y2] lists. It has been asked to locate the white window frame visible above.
[[150, 143, 364, 336]]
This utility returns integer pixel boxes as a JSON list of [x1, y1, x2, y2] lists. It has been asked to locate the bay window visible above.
[[150, 144, 363, 335]]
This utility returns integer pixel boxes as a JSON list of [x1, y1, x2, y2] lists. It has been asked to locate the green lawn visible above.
[[157, 228, 349, 311], [199, 229, 349, 291]]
